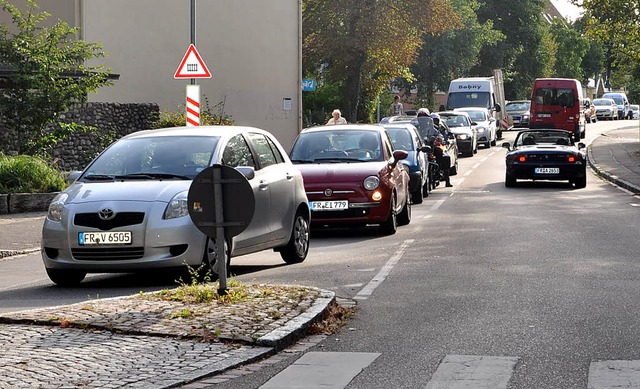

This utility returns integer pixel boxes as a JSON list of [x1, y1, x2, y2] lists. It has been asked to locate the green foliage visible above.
[[0, 0, 113, 156], [302, 0, 460, 122], [0, 154, 67, 194], [473, 0, 550, 100], [408, 0, 504, 108], [302, 81, 343, 127], [550, 19, 588, 80], [152, 96, 234, 128]]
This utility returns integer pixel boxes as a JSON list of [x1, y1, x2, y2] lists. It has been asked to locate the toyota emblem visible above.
[[98, 208, 115, 220], [324, 189, 333, 197]]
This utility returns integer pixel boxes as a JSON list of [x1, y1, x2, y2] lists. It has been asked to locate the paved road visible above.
[[0, 126, 639, 388]]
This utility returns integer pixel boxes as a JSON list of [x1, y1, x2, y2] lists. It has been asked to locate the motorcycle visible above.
[[425, 134, 450, 190]]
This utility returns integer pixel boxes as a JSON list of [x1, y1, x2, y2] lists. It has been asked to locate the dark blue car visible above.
[[383, 123, 430, 204]]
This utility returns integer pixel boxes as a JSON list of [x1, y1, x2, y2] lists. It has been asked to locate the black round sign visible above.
[[187, 164, 255, 238]]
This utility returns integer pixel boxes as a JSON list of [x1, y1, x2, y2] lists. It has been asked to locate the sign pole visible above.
[[190, 0, 196, 86], [212, 167, 228, 295]]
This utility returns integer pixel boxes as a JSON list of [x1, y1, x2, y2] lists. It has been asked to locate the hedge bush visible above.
[[0, 153, 67, 194]]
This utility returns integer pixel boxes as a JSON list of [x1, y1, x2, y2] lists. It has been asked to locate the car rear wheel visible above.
[[398, 193, 411, 226], [574, 175, 587, 189], [279, 211, 310, 264], [449, 159, 458, 176], [380, 196, 398, 235], [505, 172, 517, 187], [46, 269, 86, 286]]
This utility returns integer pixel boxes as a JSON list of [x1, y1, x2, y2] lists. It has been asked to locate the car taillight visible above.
[[568, 155, 576, 163], [516, 155, 526, 162]]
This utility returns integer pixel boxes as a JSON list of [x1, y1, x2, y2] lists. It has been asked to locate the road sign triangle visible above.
[[174, 44, 212, 79]]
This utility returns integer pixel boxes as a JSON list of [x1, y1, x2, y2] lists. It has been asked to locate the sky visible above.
[[551, 0, 583, 21]]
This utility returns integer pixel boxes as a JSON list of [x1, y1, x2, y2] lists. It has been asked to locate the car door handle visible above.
[[259, 180, 269, 190], [286, 173, 294, 181]]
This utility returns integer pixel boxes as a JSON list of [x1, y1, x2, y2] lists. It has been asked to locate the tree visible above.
[[0, 0, 112, 156], [303, 0, 459, 122], [409, 0, 504, 109], [473, 0, 550, 100], [550, 19, 587, 80]]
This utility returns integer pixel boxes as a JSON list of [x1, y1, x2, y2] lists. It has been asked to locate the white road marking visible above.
[[588, 360, 640, 388], [260, 352, 380, 389], [353, 239, 413, 300], [424, 355, 519, 389]]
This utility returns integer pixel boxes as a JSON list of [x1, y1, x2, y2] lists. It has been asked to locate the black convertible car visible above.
[[502, 129, 587, 188]]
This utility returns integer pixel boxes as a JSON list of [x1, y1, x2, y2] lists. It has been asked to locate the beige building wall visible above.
[[1, 0, 302, 149]]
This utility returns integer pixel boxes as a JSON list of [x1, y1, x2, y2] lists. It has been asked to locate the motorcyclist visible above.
[[430, 113, 453, 187]]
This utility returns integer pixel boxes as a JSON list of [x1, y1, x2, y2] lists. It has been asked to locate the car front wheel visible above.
[[279, 211, 310, 264], [46, 269, 86, 286], [203, 237, 231, 278]]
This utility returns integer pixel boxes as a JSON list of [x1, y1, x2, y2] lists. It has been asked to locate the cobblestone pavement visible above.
[[0, 284, 335, 388]]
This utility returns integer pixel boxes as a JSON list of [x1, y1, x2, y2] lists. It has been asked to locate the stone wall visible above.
[[0, 102, 160, 171]]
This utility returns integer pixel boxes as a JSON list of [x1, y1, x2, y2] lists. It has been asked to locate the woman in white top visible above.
[[326, 109, 347, 125]]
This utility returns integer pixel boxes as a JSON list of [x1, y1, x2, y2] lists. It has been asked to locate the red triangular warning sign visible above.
[[174, 44, 212, 79]]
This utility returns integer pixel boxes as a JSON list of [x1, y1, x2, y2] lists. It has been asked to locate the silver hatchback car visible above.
[[42, 126, 310, 286]]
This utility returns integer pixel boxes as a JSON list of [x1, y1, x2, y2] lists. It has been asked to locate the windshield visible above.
[[385, 127, 415, 151], [533, 88, 576, 107], [447, 92, 491, 110], [82, 136, 219, 180], [593, 99, 612, 106], [515, 130, 573, 147], [506, 102, 530, 112], [604, 95, 624, 105], [290, 130, 384, 162], [441, 114, 470, 127], [462, 110, 487, 122]]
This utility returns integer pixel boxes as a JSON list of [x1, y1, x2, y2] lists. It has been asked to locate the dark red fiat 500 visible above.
[[289, 124, 411, 235]]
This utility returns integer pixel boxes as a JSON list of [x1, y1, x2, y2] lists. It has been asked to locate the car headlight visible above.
[[164, 191, 189, 219], [363, 176, 380, 190], [47, 192, 68, 222], [456, 134, 469, 140]]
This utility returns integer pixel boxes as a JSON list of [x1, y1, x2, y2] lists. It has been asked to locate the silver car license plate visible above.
[[79, 231, 132, 245]]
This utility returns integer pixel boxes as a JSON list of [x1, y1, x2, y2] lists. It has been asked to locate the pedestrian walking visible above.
[[390, 95, 404, 116]]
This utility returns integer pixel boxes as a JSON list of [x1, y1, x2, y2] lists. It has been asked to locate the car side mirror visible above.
[[577, 142, 586, 149], [495, 103, 502, 113], [501, 142, 511, 151], [421, 145, 432, 154], [391, 149, 409, 168], [235, 166, 256, 180], [67, 171, 82, 184]]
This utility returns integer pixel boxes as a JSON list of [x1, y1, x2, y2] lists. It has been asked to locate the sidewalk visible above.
[[586, 125, 640, 194], [0, 126, 638, 388]]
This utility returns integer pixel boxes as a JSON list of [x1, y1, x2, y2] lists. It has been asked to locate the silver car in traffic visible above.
[[42, 126, 310, 286]]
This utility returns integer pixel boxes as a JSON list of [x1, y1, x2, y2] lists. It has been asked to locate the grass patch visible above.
[[0, 153, 67, 193]]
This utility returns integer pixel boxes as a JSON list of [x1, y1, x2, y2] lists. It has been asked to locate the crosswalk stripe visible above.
[[424, 355, 519, 389], [588, 360, 640, 388], [259, 352, 380, 389]]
